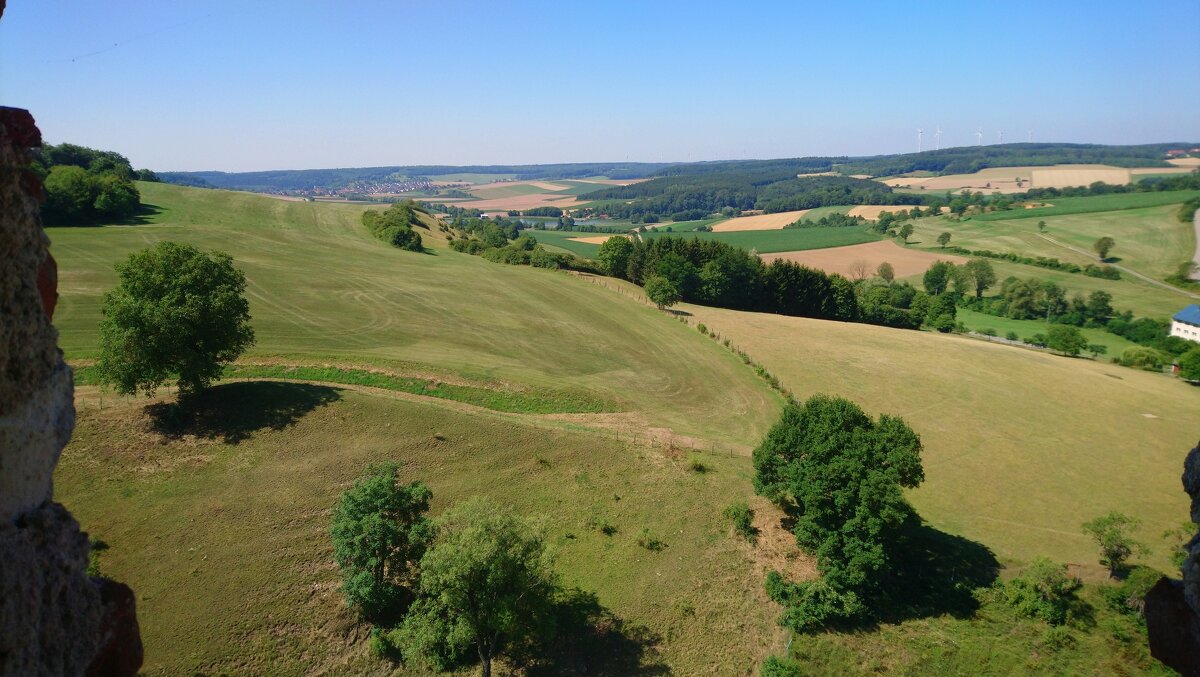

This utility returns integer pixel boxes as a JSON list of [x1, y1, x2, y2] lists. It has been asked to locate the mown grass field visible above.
[[50, 183, 778, 449], [59, 385, 783, 674], [680, 303, 1199, 574], [525, 228, 609, 258], [640, 225, 882, 254]]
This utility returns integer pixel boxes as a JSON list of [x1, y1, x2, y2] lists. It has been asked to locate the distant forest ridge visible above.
[[157, 142, 1196, 193], [157, 162, 677, 191]]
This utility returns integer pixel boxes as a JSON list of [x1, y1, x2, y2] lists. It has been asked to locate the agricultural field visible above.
[[710, 210, 810, 232], [640, 225, 882, 253], [421, 177, 631, 211], [902, 191, 1200, 318], [680, 303, 1199, 574], [884, 164, 1189, 195], [955, 308, 1139, 355], [760, 240, 966, 279]]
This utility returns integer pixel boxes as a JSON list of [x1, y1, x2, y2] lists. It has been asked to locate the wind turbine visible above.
[[917, 128, 924, 153], [975, 129, 983, 146], [935, 126, 942, 151], [1028, 130, 1033, 143], [997, 130, 1004, 145]]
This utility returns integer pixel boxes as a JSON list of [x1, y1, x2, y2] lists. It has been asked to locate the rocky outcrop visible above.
[[1146, 440, 1200, 675], [0, 105, 142, 675]]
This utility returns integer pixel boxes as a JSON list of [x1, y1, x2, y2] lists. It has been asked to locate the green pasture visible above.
[[954, 308, 1139, 355], [426, 172, 518, 183], [49, 183, 778, 448], [59, 386, 781, 674], [524, 229, 612, 258], [973, 190, 1200, 221]]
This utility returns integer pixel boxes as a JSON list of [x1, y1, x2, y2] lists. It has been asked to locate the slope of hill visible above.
[[49, 182, 779, 448]]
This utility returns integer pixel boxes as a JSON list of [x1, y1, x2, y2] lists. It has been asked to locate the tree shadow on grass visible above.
[[870, 519, 1001, 624], [145, 380, 341, 444], [108, 203, 163, 225], [514, 588, 670, 675]]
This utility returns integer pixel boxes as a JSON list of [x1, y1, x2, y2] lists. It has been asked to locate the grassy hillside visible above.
[[50, 182, 779, 448], [904, 193, 1199, 318], [59, 385, 783, 674], [680, 303, 1199, 574]]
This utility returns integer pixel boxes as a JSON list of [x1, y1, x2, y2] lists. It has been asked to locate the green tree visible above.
[[1087, 344, 1108, 359], [97, 242, 255, 397], [1037, 220, 1046, 232], [936, 231, 951, 248], [1081, 511, 1147, 577], [876, 261, 894, 283], [1000, 557, 1082, 625], [922, 261, 954, 295], [1085, 290, 1114, 324], [330, 462, 433, 619], [898, 223, 914, 243], [397, 498, 558, 677], [1093, 236, 1116, 261], [42, 165, 95, 224], [752, 395, 924, 629], [964, 258, 996, 299], [596, 236, 634, 279], [644, 275, 681, 310], [93, 173, 141, 218], [1046, 325, 1088, 356], [1178, 347, 1200, 380]]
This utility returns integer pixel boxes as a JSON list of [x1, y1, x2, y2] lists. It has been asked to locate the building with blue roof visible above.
[[1171, 304, 1200, 343]]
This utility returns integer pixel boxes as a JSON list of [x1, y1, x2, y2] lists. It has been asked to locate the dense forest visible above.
[[32, 143, 156, 225], [835, 142, 1182, 177], [578, 174, 919, 219]]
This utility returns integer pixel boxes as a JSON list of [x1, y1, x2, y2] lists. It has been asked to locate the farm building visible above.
[[1171, 304, 1200, 343]]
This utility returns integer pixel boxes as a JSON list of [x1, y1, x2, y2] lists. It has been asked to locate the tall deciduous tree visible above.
[[936, 232, 951, 248], [922, 261, 954, 295], [1093, 236, 1116, 261], [644, 275, 681, 310], [596, 235, 634, 279], [330, 462, 433, 618], [898, 223, 914, 243], [398, 498, 558, 677], [964, 258, 996, 299], [753, 395, 924, 629], [876, 261, 895, 283], [1081, 511, 1146, 577], [97, 242, 255, 397]]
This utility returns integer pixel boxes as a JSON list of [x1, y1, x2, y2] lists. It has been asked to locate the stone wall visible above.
[[0, 106, 142, 675]]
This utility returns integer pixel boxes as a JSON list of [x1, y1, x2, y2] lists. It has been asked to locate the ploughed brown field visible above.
[[759, 240, 966, 279]]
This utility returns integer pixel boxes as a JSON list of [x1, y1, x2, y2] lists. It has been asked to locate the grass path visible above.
[[1036, 232, 1200, 300]]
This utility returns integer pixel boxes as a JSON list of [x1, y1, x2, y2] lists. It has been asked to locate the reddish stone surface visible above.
[[0, 107, 40, 148]]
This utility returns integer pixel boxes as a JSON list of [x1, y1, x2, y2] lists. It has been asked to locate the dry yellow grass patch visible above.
[[1030, 166, 1131, 189], [568, 234, 631, 245], [1130, 167, 1198, 176], [760, 240, 965, 279], [846, 205, 920, 221], [433, 194, 583, 211], [1168, 158, 1200, 167], [711, 210, 810, 232]]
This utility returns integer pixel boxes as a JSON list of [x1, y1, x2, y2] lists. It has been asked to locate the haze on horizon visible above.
[[3, 0, 1199, 173]]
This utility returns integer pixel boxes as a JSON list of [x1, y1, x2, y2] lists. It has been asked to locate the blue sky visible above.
[[3, 1, 1198, 171]]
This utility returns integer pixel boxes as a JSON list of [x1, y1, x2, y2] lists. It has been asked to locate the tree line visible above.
[[362, 202, 424, 252], [34, 142, 157, 225]]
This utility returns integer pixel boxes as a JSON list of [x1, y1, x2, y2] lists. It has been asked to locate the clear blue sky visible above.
[[3, 1, 1198, 172]]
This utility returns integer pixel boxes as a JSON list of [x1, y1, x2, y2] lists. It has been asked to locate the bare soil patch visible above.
[[568, 234, 631, 245], [760, 240, 966, 279], [711, 210, 810, 232], [1030, 166, 1131, 189]]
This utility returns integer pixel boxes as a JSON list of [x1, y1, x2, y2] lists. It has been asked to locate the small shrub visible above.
[[1099, 565, 1162, 617], [761, 654, 804, 676], [1000, 557, 1082, 625], [723, 338, 731, 347], [587, 514, 617, 536], [1038, 625, 1076, 652], [688, 457, 710, 473], [1005, 331, 1019, 341], [87, 538, 109, 577], [722, 502, 757, 543], [697, 323, 708, 334], [636, 528, 665, 551], [981, 328, 997, 337]]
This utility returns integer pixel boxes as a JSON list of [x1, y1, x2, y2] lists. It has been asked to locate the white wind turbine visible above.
[[998, 130, 1004, 145], [917, 128, 924, 153], [935, 126, 942, 150], [976, 128, 983, 146]]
